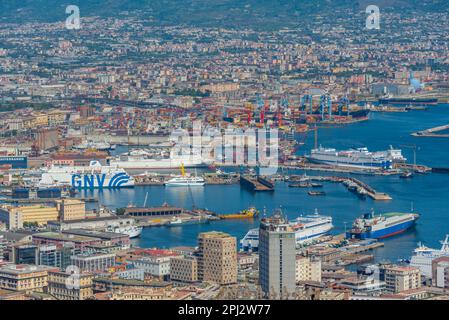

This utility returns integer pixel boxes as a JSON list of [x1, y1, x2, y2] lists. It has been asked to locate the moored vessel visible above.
[[39, 161, 134, 189], [240, 209, 333, 251], [346, 211, 420, 239]]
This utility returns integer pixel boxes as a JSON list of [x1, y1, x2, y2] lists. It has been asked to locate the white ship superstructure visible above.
[[39, 161, 134, 189], [240, 210, 333, 251], [307, 146, 405, 170], [165, 176, 205, 186], [410, 235, 449, 278], [109, 149, 212, 169]]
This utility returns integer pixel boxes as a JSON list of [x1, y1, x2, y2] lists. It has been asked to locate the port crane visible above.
[[300, 94, 313, 114]]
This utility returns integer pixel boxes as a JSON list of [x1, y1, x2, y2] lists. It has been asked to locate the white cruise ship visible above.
[[409, 235, 449, 278], [306, 145, 406, 170], [109, 149, 213, 169], [164, 163, 205, 187], [165, 176, 205, 186], [39, 161, 134, 189], [240, 210, 333, 251]]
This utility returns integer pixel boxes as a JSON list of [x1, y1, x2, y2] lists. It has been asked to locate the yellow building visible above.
[[296, 256, 322, 283], [47, 110, 66, 126], [0, 205, 59, 229], [32, 113, 49, 127], [170, 256, 198, 283], [55, 199, 86, 221], [384, 266, 421, 294], [47, 271, 93, 300], [0, 264, 55, 293]]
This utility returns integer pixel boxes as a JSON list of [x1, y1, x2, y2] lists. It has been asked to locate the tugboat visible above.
[[400, 171, 413, 179], [308, 191, 326, 196]]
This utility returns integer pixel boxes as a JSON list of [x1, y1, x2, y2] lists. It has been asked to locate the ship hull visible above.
[[379, 98, 438, 106], [347, 219, 416, 240], [165, 182, 205, 186]]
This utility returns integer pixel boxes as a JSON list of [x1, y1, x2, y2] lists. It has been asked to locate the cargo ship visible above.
[[379, 98, 438, 106], [39, 161, 134, 189], [306, 146, 406, 170], [346, 211, 420, 240], [219, 207, 259, 219], [240, 210, 333, 251]]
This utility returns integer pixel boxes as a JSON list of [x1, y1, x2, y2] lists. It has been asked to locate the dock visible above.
[[0, 197, 98, 204], [240, 175, 275, 192], [291, 175, 392, 201], [412, 123, 449, 137]]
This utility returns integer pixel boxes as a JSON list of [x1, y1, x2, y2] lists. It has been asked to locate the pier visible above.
[[239, 175, 275, 192], [412, 124, 449, 137], [291, 175, 392, 201]]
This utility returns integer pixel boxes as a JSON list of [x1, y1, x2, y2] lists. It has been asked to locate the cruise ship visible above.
[[240, 210, 333, 251], [346, 211, 419, 240], [39, 161, 135, 189], [307, 146, 406, 170], [109, 149, 212, 169], [409, 235, 449, 278]]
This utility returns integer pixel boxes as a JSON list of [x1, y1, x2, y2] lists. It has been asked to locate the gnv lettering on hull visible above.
[[71, 173, 130, 188]]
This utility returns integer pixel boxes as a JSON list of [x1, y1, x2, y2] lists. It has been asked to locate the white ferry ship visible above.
[[109, 149, 212, 169], [306, 146, 406, 170], [164, 164, 205, 186], [240, 210, 333, 251], [165, 176, 205, 186], [39, 161, 134, 189], [409, 235, 449, 278]]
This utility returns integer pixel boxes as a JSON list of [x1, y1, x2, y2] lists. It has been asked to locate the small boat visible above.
[[310, 183, 323, 188], [167, 216, 210, 226], [308, 191, 326, 196], [288, 183, 311, 188], [400, 171, 413, 179]]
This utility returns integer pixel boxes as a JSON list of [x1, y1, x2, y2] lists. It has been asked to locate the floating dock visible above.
[[412, 124, 449, 137]]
